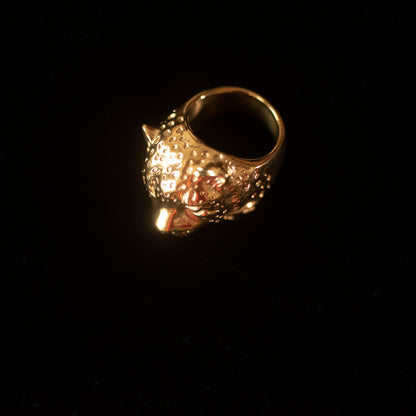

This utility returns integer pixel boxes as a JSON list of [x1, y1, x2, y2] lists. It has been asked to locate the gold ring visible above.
[[141, 86, 285, 235]]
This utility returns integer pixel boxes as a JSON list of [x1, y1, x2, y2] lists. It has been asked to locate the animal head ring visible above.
[[141, 86, 285, 235]]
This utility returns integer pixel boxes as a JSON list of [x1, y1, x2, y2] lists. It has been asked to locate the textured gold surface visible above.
[[141, 87, 285, 235]]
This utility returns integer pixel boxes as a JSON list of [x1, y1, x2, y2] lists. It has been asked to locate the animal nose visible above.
[[153, 204, 202, 234], [154, 207, 176, 232]]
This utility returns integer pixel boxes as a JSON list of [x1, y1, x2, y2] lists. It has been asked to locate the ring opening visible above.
[[186, 91, 280, 159]]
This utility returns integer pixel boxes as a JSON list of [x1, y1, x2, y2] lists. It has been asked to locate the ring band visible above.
[[141, 86, 285, 235]]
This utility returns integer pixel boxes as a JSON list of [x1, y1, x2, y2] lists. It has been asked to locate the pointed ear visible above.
[[141, 124, 159, 145]]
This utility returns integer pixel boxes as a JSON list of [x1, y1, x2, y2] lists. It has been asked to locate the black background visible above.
[[2, 3, 415, 415]]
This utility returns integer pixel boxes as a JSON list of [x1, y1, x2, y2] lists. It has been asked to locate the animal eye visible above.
[[203, 163, 226, 177]]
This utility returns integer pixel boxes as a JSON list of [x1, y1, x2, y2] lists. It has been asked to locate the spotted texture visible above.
[[142, 109, 272, 234]]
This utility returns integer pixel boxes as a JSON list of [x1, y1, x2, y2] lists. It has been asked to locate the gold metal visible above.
[[140, 86, 285, 235]]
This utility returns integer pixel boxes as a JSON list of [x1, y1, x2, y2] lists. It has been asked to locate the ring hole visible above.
[[187, 93, 278, 159]]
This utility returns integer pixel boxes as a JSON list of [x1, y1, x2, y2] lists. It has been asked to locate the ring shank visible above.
[[183, 86, 284, 161]]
